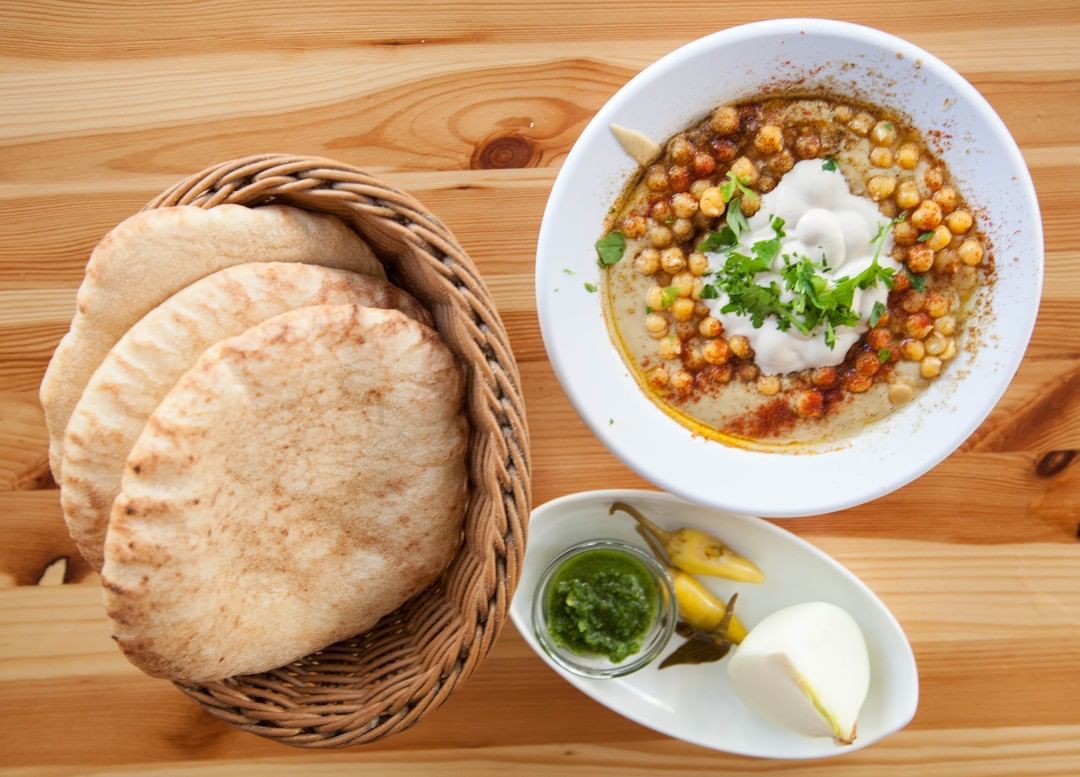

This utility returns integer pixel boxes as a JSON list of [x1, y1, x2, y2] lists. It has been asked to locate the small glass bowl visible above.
[[532, 539, 677, 679]]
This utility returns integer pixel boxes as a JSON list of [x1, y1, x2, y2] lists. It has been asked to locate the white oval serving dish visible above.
[[509, 489, 919, 759]]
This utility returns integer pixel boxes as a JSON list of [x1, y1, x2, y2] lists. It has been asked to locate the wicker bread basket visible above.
[[141, 154, 530, 747]]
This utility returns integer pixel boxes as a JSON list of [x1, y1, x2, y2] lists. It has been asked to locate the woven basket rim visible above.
[[140, 153, 531, 748]]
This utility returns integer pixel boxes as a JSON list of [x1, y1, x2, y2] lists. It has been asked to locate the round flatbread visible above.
[[102, 305, 468, 682], [62, 262, 429, 570], [41, 204, 385, 479]]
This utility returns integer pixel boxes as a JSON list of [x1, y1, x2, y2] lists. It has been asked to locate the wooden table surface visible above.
[[2, 2, 1079, 774]]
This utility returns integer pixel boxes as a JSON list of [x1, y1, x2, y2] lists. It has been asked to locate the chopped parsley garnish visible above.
[[878, 347, 893, 364], [660, 286, 679, 308], [645, 305, 653, 313], [907, 269, 926, 292], [563, 268, 575, 275], [726, 198, 749, 243], [697, 226, 737, 253], [595, 231, 626, 266], [707, 214, 900, 349], [821, 156, 838, 172], [917, 230, 934, 242], [584, 282, 598, 293], [869, 301, 886, 328], [719, 169, 755, 201]]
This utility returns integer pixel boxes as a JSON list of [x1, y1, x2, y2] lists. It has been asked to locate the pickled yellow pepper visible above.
[[611, 503, 750, 644], [609, 502, 764, 583]]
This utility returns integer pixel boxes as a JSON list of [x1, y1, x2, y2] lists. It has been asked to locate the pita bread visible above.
[[62, 262, 429, 570], [41, 205, 384, 479], [102, 305, 468, 682]]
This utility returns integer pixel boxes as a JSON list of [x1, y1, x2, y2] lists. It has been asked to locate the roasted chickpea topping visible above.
[[737, 362, 760, 382], [730, 156, 759, 185], [689, 178, 713, 198], [796, 389, 826, 418], [834, 105, 853, 122], [896, 143, 920, 169], [756, 375, 781, 396], [810, 366, 838, 388], [958, 238, 984, 266], [867, 328, 893, 350], [698, 316, 723, 338], [758, 174, 778, 193], [698, 187, 725, 217], [935, 248, 959, 274], [869, 146, 893, 168], [754, 125, 784, 153], [648, 366, 670, 387], [668, 165, 691, 193], [645, 165, 669, 191], [905, 313, 934, 340], [844, 373, 873, 393], [692, 152, 716, 178], [927, 224, 952, 251], [925, 292, 949, 318], [671, 272, 694, 299], [934, 315, 957, 336], [658, 336, 682, 361], [907, 244, 934, 273], [671, 369, 694, 392], [848, 112, 875, 135], [946, 209, 973, 235], [855, 352, 882, 377], [924, 166, 945, 191], [672, 217, 694, 242], [870, 120, 897, 146], [669, 192, 698, 219], [660, 247, 686, 274], [920, 356, 942, 379], [911, 199, 943, 231], [932, 186, 958, 213], [621, 214, 647, 238], [893, 220, 919, 246], [645, 313, 669, 337], [740, 191, 761, 217], [768, 150, 795, 175], [645, 285, 664, 310], [924, 331, 947, 356], [794, 134, 822, 159], [901, 289, 926, 313], [728, 335, 752, 359], [675, 321, 696, 341], [693, 301, 710, 318], [669, 136, 696, 165], [710, 106, 740, 135], [684, 344, 705, 370], [670, 297, 695, 322], [650, 199, 671, 222], [711, 137, 738, 162], [647, 225, 673, 248], [687, 251, 709, 276], [702, 338, 730, 365], [867, 175, 896, 201], [900, 338, 926, 361], [895, 179, 922, 210], [635, 248, 660, 276]]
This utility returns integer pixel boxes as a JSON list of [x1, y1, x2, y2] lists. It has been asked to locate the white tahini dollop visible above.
[[704, 160, 897, 375]]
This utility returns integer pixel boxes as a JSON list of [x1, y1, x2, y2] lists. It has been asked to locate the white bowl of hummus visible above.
[[535, 19, 1042, 516]]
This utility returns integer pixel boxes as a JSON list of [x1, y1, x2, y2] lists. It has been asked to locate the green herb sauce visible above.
[[545, 548, 658, 663]]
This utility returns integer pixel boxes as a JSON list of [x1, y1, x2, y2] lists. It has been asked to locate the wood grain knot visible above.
[[471, 132, 537, 170], [1035, 449, 1077, 478]]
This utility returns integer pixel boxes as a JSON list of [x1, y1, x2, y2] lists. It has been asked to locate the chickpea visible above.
[[910, 199, 943, 231], [728, 335, 752, 359], [900, 338, 926, 361], [693, 152, 716, 178], [754, 125, 784, 154], [870, 120, 898, 146], [694, 301, 711, 318], [896, 143, 920, 170], [684, 344, 706, 370], [891, 270, 911, 292], [955, 265, 978, 290], [924, 331, 947, 356], [907, 244, 934, 273], [758, 174, 778, 193], [621, 214, 647, 239], [756, 375, 781, 396], [687, 252, 710, 277], [740, 191, 761, 217], [660, 246, 686, 274], [669, 136, 696, 165], [946, 209, 974, 235], [893, 220, 919, 246], [671, 369, 694, 392], [794, 134, 822, 159], [668, 165, 691, 193], [711, 137, 738, 163], [867, 175, 896, 202], [868, 328, 892, 350], [888, 382, 914, 404], [845, 373, 873, 393], [703, 338, 731, 365], [698, 187, 725, 217], [895, 180, 922, 210], [648, 366, 670, 387], [737, 362, 760, 382], [848, 112, 875, 135], [650, 199, 672, 222], [635, 248, 660, 276], [647, 225, 673, 248], [796, 389, 825, 418], [645, 313, 669, 336], [645, 165, 669, 192], [689, 278, 704, 302], [654, 270, 671, 287], [922, 292, 946, 319], [901, 289, 926, 313], [925, 224, 951, 251], [920, 355, 942, 379], [710, 106, 740, 135], [869, 146, 894, 168], [672, 218, 695, 242], [768, 150, 796, 175], [958, 238, 984, 266], [934, 315, 957, 336], [811, 366, 838, 388], [670, 272, 693, 299], [834, 105, 854, 123], [670, 192, 698, 220], [935, 248, 959, 274], [698, 316, 723, 338], [689, 178, 713, 198], [932, 186, 958, 213], [906, 313, 934, 339], [730, 156, 759, 186], [645, 285, 664, 310], [855, 351, 882, 377], [675, 321, 696, 341], [941, 338, 958, 361], [924, 166, 945, 191], [658, 336, 682, 361]]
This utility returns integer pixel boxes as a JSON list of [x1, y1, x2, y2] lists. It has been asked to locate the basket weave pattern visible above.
[[142, 154, 530, 747]]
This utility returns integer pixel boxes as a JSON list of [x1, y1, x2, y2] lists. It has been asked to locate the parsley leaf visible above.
[[563, 268, 575, 275], [595, 231, 626, 266], [726, 198, 750, 243], [700, 283, 719, 299], [907, 269, 926, 292], [869, 300, 886, 328], [660, 286, 679, 308], [645, 305, 653, 313], [697, 226, 737, 253], [824, 318, 837, 349], [771, 215, 786, 237], [878, 347, 892, 364], [917, 230, 934, 242], [584, 282, 598, 293], [821, 156, 838, 172]]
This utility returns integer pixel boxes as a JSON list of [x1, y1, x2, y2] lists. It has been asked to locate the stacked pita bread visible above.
[[42, 205, 468, 683]]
